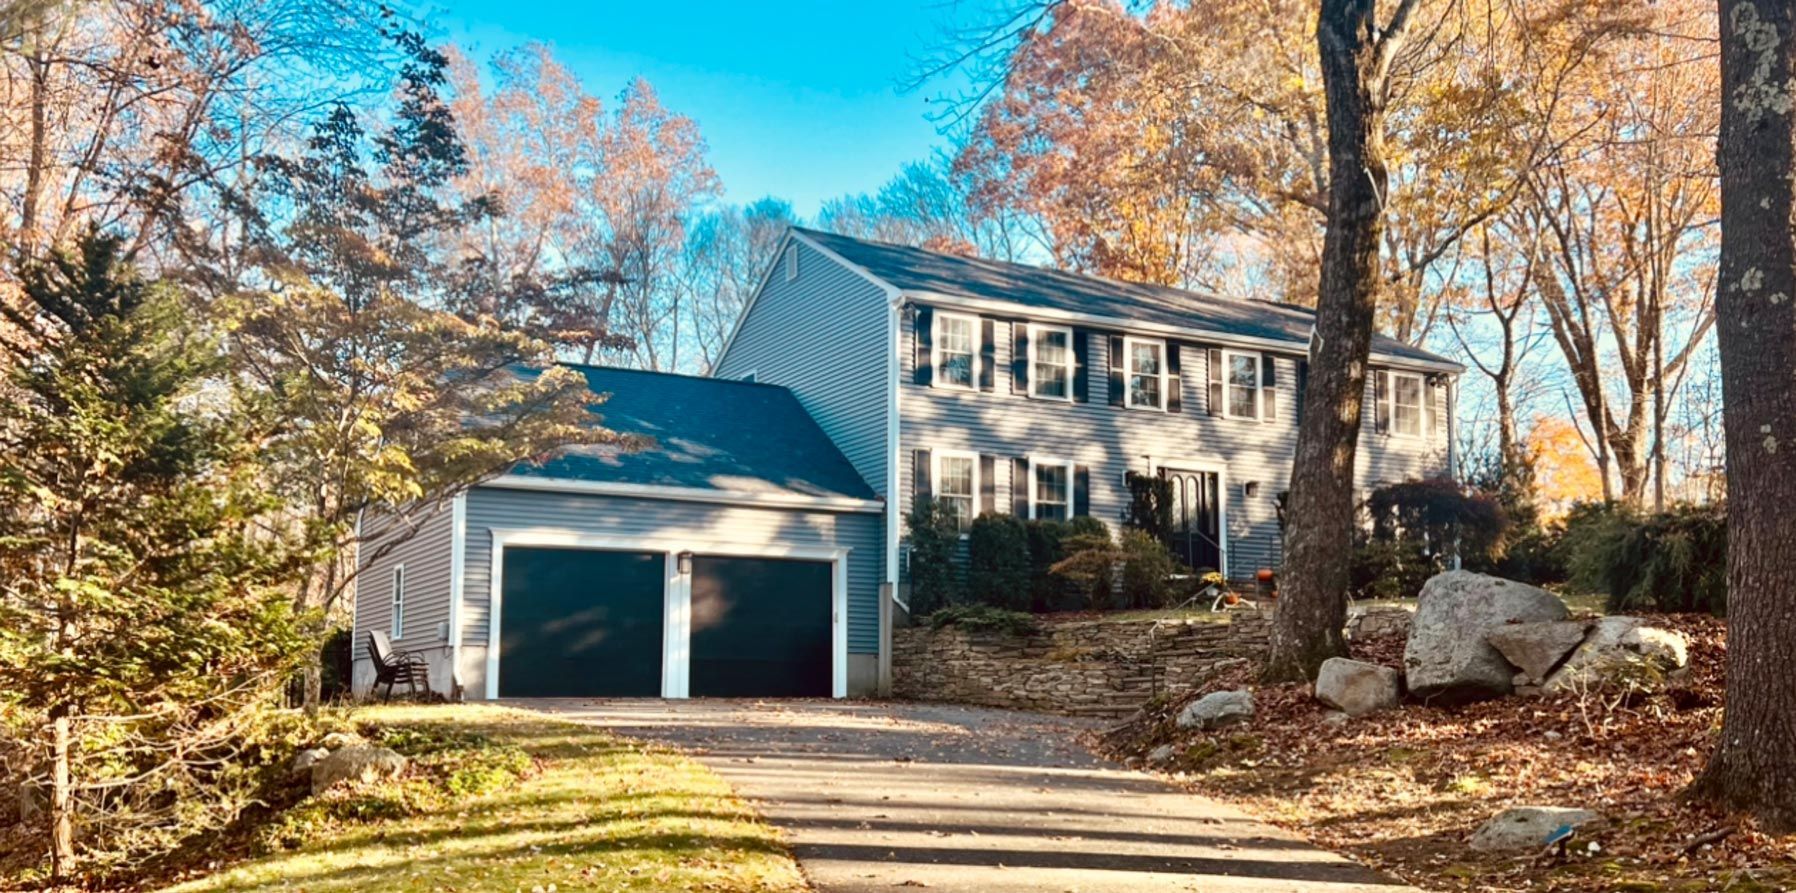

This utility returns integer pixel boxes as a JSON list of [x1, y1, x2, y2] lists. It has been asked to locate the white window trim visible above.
[[784, 248, 798, 281], [1026, 323, 1076, 402], [484, 529, 852, 700], [390, 564, 406, 641], [930, 449, 982, 527], [1390, 370, 1426, 439], [1027, 455, 1077, 521], [932, 311, 980, 392], [1122, 335, 1169, 411], [1220, 349, 1264, 421]]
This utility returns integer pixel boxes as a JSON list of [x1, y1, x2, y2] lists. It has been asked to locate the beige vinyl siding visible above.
[[899, 313, 1449, 580], [714, 239, 891, 495], [353, 503, 458, 662], [459, 486, 884, 689]]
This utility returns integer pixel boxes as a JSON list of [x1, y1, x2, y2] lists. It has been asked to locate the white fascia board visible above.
[[482, 474, 886, 514], [902, 289, 1466, 375]]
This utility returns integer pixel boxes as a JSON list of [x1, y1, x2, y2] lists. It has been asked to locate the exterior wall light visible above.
[[677, 551, 694, 575]]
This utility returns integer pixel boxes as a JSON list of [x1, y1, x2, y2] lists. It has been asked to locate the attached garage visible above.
[[357, 364, 892, 703]]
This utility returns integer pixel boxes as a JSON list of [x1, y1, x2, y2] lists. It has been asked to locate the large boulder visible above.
[[1543, 617, 1689, 692], [311, 745, 407, 795], [289, 747, 331, 782], [1314, 658, 1402, 716], [1404, 571, 1569, 703], [1487, 621, 1592, 685], [1176, 689, 1255, 730], [1470, 806, 1602, 852]]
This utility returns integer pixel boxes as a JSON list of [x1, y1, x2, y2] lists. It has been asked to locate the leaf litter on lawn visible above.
[[1096, 614, 1796, 892]]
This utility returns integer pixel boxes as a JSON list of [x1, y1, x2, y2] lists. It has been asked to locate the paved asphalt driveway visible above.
[[515, 699, 1413, 893]]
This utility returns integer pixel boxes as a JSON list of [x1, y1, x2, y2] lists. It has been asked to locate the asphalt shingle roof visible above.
[[795, 227, 1457, 368], [508, 365, 877, 501]]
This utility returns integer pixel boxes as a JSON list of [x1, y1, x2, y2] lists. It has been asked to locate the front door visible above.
[[1161, 468, 1223, 573]]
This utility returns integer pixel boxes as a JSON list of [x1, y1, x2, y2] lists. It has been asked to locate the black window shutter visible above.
[[1296, 360, 1310, 425], [1073, 330, 1090, 403], [1108, 334, 1125, 406], [1074, 465, 1091, 517], [980, 455, 996, 515], [1261, 355, 1277, 421], [1012, 322, 1029, 394], [1166, 343, 1183, 413], [912, 449, 932, 507], [1012, 458, 1030, 516], [1374, 370, 1392, 434], [979, 318, 996, 392], [1207, 347, 1224, 416], [913, 307, 933, 387]]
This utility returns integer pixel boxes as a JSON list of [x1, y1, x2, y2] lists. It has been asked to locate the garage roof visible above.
[[507, 364, 878, 502]]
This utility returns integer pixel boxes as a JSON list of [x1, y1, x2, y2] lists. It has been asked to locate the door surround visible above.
[[1149, 458, 1229, 578]]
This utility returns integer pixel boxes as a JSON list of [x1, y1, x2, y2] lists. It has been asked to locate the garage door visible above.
[[689, 556, 832, 697], [499, 547, 665, 698]]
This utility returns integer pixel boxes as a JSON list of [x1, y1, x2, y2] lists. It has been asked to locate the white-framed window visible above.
[[1124, 336, 1167, 410], [739, 369, 758, 383], [785, 248, 798, 281], [1391, 371, 1424, 437], [390, 565, 406, 640], [1223, 349, 1263, 420], [1029, 456, 1076, 521], [1028, 323, 1075, 401], [932, 450, 980, 530], [933, 312, 979, 391]]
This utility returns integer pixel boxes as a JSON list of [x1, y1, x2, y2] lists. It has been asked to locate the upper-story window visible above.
[[1124, 336, 1167, 410], [933, 312, 978, 390], [1030, 457, 1075, 521], [1224, 350, 1263, 420], [784, 248, 798, 281], [1028, 324, 1074, 400], [1391, 371, 1424, 437], [932, 450, 980, 530]]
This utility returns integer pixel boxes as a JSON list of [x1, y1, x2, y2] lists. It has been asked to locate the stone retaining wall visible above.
[[892, 612, 1272, 717]]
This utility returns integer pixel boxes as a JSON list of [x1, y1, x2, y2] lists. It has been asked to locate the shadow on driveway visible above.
[[514, 698, 1416, 893]]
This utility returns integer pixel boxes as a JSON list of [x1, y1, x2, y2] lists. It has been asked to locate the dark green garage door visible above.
[[499, 547, 664, 698], [689, 556, 832, 698]]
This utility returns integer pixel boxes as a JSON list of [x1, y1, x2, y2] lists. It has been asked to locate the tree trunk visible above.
[[1692, 0, 1796, 829], [1265, 0, 1414, 682], [49, 709, 73, 879]]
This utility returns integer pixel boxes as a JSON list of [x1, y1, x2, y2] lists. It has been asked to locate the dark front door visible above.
[[498, 547, 665, 698], [688, 556, 832, 698], [1161, 468, 1223, 572]]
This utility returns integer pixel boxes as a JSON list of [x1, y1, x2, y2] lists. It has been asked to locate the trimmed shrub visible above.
[[1350, 477, 1510, 599], [1024, 519, 1072, 611], [1118, 529, 1179, 610], [927, 603, 1038, 636], [1049, 522, 1117, 610], [1562, 501, 1727, 614], [967, 513, 1031, 609], [905, 497, 962, 614], [1125, 472, 1174, 541]]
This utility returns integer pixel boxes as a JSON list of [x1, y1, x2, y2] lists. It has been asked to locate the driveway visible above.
[[515, 699, 1412, 892]]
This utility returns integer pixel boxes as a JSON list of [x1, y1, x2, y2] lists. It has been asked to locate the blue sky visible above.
[[436, 1, 987, 218]]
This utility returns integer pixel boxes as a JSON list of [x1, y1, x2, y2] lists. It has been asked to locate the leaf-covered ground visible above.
[[1100, 614, 1796, 892], [156, 704, 808, 893]]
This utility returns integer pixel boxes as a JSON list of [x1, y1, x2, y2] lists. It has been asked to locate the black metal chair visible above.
[[366, 630, 430, 702]]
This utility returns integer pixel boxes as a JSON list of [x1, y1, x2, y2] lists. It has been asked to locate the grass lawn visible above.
[[161, 704, 807, 893]]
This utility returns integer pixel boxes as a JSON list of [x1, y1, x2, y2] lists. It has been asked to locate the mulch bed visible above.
[[1097, 614, 1796, 891]]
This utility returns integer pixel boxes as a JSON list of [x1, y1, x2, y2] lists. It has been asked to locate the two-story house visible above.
[[350, 226, 1460, 703]]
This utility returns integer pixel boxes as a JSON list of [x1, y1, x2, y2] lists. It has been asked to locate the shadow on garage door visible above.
[[498, 547, 834, 699], [499, 547, 665, 698], [689, 555, 833, 698]]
